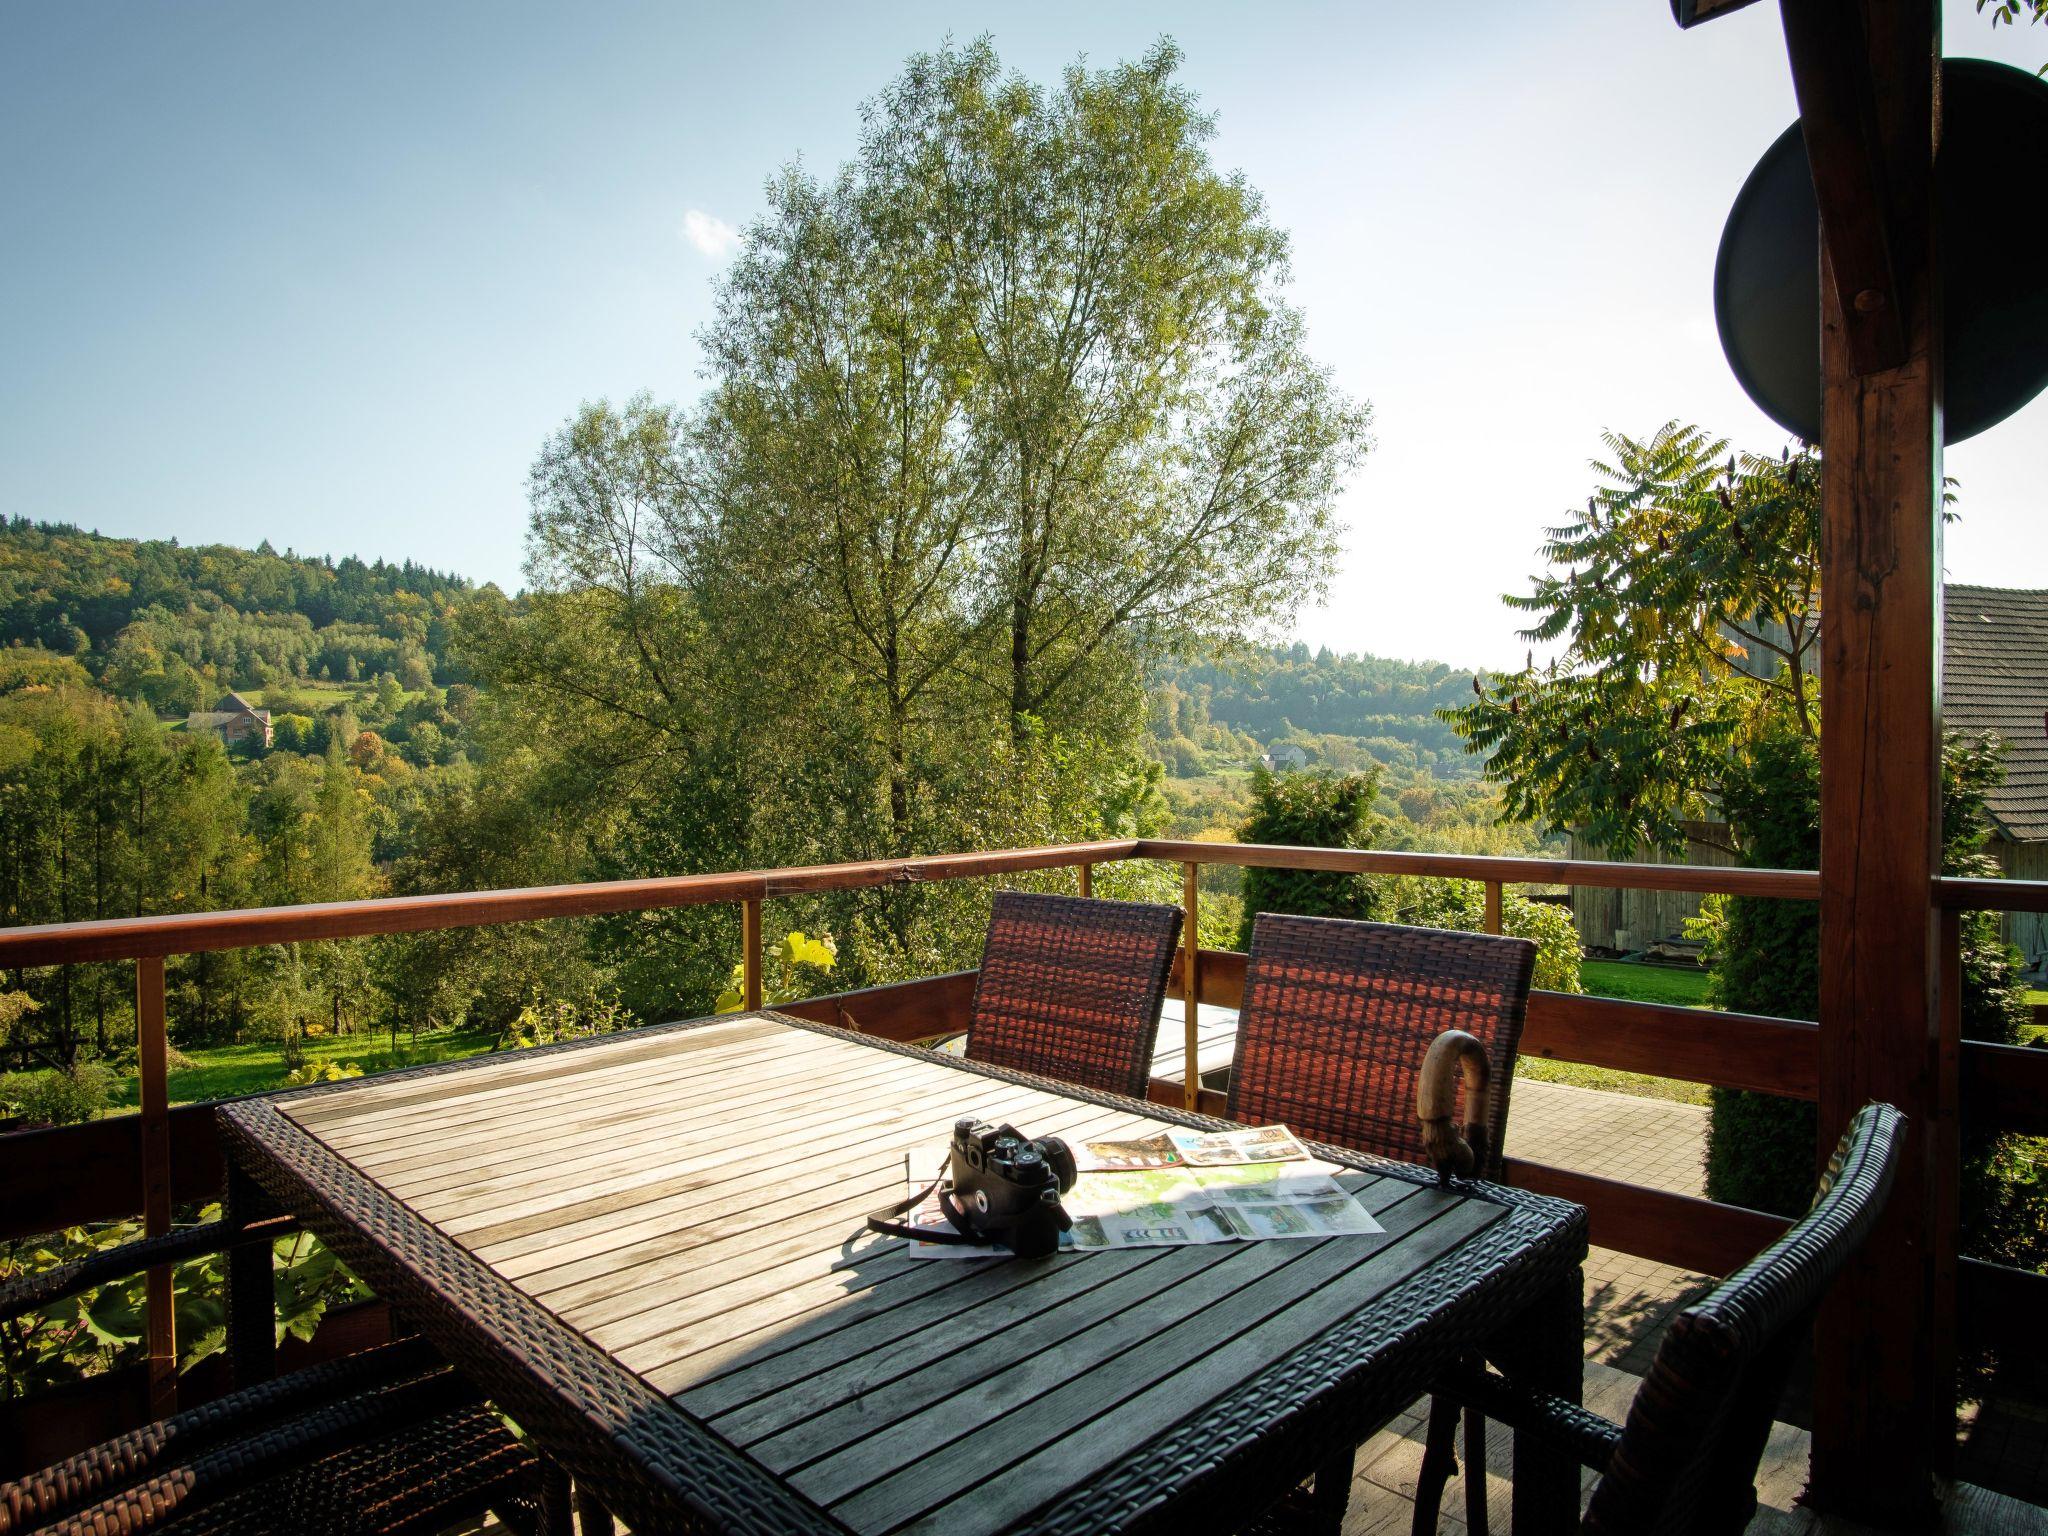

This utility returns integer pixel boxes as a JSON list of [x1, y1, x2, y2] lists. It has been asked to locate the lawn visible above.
[[108, 1025, 501, 1109], [1513, 958, 1714, 1106], [1577, 959, 1713, 1007]]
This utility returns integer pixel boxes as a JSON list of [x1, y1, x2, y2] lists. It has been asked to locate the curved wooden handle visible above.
[[1416, 1029, 1491, 1183]]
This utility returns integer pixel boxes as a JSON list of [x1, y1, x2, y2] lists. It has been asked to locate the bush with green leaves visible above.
[[716, 930, 838, 1013], [1234, 767, 1385, 947], [0, 1208, 369, 1401], [0, 1061, 115, 1127], [1383, 881, 1584, 995], [1701, 733, 2045, 1279]]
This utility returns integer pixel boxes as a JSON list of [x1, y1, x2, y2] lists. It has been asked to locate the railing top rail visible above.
[[1, 835, 2036, 970], [0, 840, 1140, 968], [1134, 838, 1823, 899], [1936, 875, 2048, 914]]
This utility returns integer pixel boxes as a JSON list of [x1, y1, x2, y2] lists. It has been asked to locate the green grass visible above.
[[1510, 957, 1715, 1106], [108, 1026, 500, 1109], [1577, 959, 1713, 1007]]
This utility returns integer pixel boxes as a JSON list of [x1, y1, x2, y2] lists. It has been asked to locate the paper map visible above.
[[896, 1124, 1383, 1257]]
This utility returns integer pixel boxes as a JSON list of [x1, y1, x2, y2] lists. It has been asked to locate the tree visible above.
[[1979, 0, 2048, 71], [1447, 426, 2040, 1277], [881, 39, 1369, 746], [1234, 767, 1385, 948], [1448, 424, 1821, 856], [702, 158, 985, 859]]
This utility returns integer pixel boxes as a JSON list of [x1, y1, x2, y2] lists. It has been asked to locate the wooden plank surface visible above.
[[276, 1015, 1559, 1535]]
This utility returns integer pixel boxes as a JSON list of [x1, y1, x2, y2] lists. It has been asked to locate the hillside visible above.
[[1149, 645, 1479, 780], [0, 518, 484, 711]]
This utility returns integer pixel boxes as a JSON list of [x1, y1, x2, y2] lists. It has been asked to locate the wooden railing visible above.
[[0, 837, 2041, 1460]]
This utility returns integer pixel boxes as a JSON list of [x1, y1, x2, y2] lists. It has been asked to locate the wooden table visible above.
[[217, 1012, 1588, 1536]]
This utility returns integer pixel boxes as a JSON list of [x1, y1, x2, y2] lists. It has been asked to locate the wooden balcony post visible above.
[[741, 898, 763, 1012], [136, 955, 177, 1419], [1181, 863, 1200, 1110], [1482, 881, 1503, 936], [1795, 0, 1949, 1514], [1077, 862, 1093, 899]]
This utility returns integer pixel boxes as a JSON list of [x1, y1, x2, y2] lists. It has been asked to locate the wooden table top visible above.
[[221, 1012, 1586, 1536]]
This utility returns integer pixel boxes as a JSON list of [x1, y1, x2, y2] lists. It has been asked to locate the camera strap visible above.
[[865, 1174, 987, 1247]]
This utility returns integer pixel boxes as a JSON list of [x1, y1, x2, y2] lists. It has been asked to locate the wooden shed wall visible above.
[[1568, 821, 1742, 954], [1996, 839, 2048, 970]]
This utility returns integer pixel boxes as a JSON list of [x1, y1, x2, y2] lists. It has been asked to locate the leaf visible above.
[[81, 1285, 145, 1347]]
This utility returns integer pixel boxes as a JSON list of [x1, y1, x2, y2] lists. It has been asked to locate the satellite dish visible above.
[[1714, 57, 2048, 446]]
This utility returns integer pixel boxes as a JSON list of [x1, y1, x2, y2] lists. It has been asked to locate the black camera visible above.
[[940, 1118, 1078, 1258]]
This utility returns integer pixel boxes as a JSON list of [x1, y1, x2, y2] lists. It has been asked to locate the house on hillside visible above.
[[185, 691, 273, 750], [1570, 583, 2048, 974], [1262, 742, 1309, 771]]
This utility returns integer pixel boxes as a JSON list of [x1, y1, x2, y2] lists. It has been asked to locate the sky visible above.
[[3, 1, 2043, 672]]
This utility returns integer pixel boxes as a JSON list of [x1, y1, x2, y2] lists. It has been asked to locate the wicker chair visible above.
[[1413, 1102, 1905, 1536], [1227, 914, 1539, 1175], [1228, 914, 1539, 1536], [962, 890, 1183, 1098], [0, 1221, 567, 1536]]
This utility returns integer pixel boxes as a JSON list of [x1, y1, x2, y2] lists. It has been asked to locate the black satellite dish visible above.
[[1714, 57, 2048, 446]]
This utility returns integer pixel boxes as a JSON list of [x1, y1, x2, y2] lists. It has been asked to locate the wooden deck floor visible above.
[[471, 1367, 2045, 1535], [1341, 1359, 2044, 1535]]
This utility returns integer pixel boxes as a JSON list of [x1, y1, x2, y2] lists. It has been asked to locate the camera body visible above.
[[943, 1118, 1078, 1258]]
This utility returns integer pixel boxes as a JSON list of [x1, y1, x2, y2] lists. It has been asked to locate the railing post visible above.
[[1077, 863, 1093, 899], [741, 898, 763, 1012], [1482, 880, 1503, 936], [136, 955, 176, 1419], [1181, 863, 1200, 1110]]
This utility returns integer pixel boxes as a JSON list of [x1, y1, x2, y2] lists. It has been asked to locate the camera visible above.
[[940, 1118, 1078, 1258]]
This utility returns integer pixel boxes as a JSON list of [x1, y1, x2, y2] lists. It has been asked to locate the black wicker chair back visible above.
[[1227, 915, 1538, 1178], [1584, 1102, 1904, 1536], [964, 891, 1182, 1098]]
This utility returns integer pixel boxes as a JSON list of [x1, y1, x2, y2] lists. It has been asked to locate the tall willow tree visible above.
[[461, 36, 1370, 1007], [878, 39, 1370, 747]]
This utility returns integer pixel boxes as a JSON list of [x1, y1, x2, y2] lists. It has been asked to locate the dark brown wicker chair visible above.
[[1413, 1102, 1905, 1536], [0, 1223, 566, 1536], [1227, 914, 1539, 1175], [963, 890, 1183, 1098], [1226, 914, 1538, 1536]]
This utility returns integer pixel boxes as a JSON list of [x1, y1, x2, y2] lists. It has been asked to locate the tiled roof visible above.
[[1945, 585, 2048, 842]]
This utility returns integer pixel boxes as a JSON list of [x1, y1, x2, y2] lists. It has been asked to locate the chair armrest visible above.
[[1440, 1360, 1624, 1475], [0, 1215, 293, 1321]]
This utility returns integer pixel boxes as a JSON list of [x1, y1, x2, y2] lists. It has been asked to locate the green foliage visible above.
[[1233, 767, 1385, 946], [1150, 646, 1480, 780], [715, 930, 839, 1013], [502, 990, 634, 1050], [1978, 0, 2048, 71], [279, 1059, 362, 1087], [1383, 881, 1584, 994], [1702, 733, 2046, 1273], [0, 1209, 369, 1400], [1444, 425, 1820, 856], [0, 1061, 114, 1126]]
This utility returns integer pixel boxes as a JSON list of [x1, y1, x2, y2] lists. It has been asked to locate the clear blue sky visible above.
[[4, 2, 2042, 670]]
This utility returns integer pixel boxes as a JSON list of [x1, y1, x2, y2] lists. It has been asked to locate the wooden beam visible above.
[[740, 898, 763, 1013], [136, 957, 176, 1421], [1504, 1159, 1788, 1277], [1779, 0, 1910, 374], [1181, 863, 1201, 1111], [1671, 0, 1766, 27], [1809, 1, 1946, 1516]]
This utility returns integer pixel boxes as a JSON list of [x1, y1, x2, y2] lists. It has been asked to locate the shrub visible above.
[[1703, 733, 2046, 1279], [0, 1062, 114, 1126], [1384, 880, 1583, 994], [1234, 767, 1385, 948]]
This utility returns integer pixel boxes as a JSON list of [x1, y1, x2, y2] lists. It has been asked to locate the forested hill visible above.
[[1149, 645, 1479, 778], [0, 519, 483, 707]]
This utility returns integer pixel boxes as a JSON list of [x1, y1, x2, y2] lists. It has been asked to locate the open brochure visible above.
[[893, 1124, 1382, 1258]]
